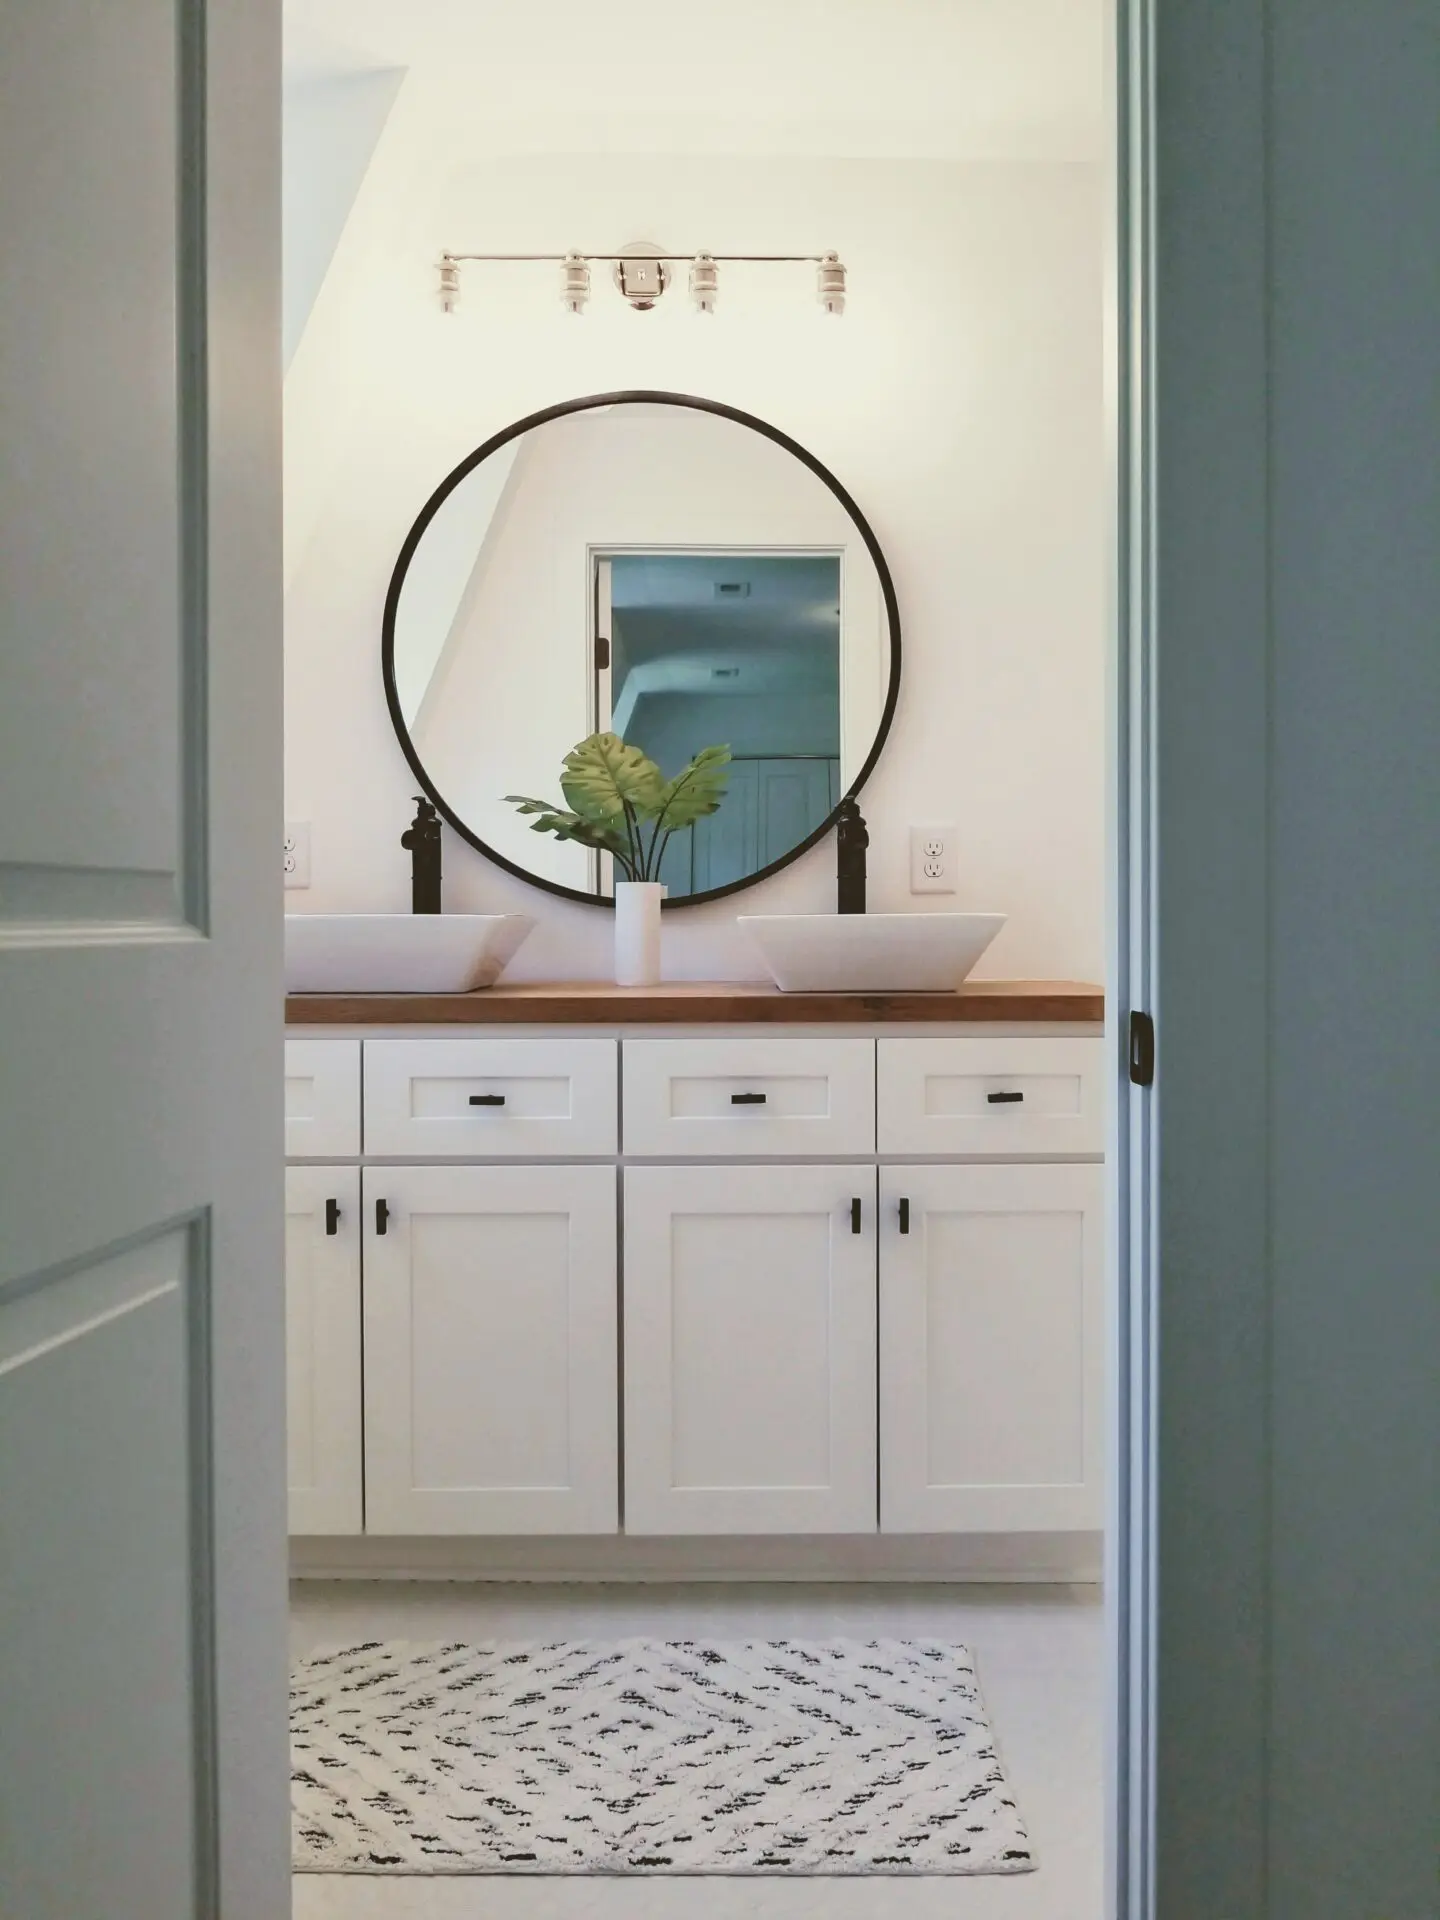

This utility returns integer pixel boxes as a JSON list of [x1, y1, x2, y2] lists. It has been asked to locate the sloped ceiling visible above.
[[283, 65, 405, 365]]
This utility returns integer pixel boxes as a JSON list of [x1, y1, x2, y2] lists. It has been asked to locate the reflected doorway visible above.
[[595, 550, 844, 896]]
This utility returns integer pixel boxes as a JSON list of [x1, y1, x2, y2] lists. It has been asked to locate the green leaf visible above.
[[656, 743, 732, 831], [559, 732, 666, 825], [502, 794, 636, 874]]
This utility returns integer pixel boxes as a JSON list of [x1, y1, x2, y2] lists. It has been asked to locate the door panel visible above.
[[285, 1167, 362, 1534], [688, 758, 840, 892], [757, 758, 837, 866], [879, 1164, 1104, 1532], [624, 1164, 878, 1534], [0, 0, 285, 1912], [0, 0, 186, 906], [362, 1165, 618, 1534], [0, 1231, 206, 1918]]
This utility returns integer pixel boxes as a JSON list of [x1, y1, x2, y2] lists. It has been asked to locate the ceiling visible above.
[[284, 0, 1105, 162]]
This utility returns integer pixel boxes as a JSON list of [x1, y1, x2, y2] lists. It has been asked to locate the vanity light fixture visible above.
[[435, 248, 848, 316]]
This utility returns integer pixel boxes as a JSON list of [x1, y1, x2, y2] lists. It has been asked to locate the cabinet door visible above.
[[624, 1165, 877, 1535], [880, 1164, 1104, 1533], [362, 1165, 617, 1535], [285, 1166, 362, 1535]]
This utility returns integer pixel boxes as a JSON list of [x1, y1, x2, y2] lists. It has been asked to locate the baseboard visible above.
[[289, 1531, 1103, 1585]]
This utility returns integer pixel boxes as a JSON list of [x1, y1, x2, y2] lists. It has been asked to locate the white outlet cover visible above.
[[910, 823, 957, 893], [284, 821, 311, 889]]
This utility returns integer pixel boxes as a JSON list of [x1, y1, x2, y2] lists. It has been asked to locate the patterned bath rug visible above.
[[291, 1636, 1034, 1876]]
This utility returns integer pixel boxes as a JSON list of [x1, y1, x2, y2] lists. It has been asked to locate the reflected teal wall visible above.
[[626, 690, 839, 777]]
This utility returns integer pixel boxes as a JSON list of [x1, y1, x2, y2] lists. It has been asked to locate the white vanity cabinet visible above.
[[623, 1163, 878, 1535], [283, 1009, 1105, 1553], [361, 1163, 618, 1535]]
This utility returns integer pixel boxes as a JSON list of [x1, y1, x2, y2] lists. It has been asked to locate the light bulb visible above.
[[817, 251, 846, 316], [690, 252, 719, 314], [560, 251, 590, 314]]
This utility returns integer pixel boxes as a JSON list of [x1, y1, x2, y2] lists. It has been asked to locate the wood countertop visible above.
[[285, 979, 1104, 1026]]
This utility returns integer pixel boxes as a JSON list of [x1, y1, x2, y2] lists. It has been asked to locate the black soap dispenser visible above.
[[401, 797, 443, 913]]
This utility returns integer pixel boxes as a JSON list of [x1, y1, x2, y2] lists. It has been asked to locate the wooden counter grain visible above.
[[285, 979, 1104, 1026]]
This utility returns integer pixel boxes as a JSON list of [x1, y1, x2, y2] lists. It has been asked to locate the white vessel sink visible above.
[[285, 914, 535, 993], [738, 912, 1006, 993]]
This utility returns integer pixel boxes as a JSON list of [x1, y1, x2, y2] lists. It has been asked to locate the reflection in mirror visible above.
[[602, 553, 840, 894], [387, 398, 895, 902]]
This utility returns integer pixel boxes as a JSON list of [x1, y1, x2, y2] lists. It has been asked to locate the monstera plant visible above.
[[506, 732, 731, 883]]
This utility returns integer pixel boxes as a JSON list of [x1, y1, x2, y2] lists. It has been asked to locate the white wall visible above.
[[284, 134, 1105, 983]]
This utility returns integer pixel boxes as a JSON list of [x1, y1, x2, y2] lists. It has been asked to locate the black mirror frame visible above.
[[380, 389, 902, 910]]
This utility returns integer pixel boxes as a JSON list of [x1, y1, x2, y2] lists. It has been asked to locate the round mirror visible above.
[[383, 391, 900, 906]]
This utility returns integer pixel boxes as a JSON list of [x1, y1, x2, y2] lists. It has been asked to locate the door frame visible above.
[[1109, 1, 1160, 1913]]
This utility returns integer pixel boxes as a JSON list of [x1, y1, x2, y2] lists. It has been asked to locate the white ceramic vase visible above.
[[613, 881, 665, 986]]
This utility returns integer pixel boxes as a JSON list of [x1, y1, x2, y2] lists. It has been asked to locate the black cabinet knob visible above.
[[850, 1197, 862, 1234], [987, 1090, 1025, 1105], [731, 1091, 767, 1105], [375, 1198, 391, 1235], [898, 1197, 910, 1235], [469, 1093, 506, 1107], [325, 1198, 341, 1236]]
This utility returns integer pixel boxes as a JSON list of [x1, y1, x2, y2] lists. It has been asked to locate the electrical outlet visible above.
[[283, 821, 311, 889], [910, 823, 957, 893]]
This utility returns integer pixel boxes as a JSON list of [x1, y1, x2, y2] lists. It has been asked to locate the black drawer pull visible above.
[[325, 1198, 341, 1236], [898, 1197, 910, 1235], [987, 1090, 1025, 1105], [850, 1197, 862, 1234], [375, 1198, 391, 1235], [731, 1091, 767, 1105], [469, 1093, 506, 1107]]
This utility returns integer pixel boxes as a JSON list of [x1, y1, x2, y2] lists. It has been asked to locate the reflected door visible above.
[[687, 757, 839, 892]]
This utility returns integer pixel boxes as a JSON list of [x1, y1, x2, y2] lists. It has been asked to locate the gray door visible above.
[[686, 757, 839, 892], [0, 1, 287, 1916]]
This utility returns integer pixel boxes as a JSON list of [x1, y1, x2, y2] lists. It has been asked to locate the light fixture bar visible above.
[[437, 248, 847, 316], [441, 252, 836, 264]]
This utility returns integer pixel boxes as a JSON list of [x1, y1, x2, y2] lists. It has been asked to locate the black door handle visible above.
[[850, 1197, 862, 1234], [987, 1090, 1025, 1105], [469, 1093, 506, 1106], [898, 1197, 910, 1235], [731, 1091, 767, 1105], [325, 1198, 341, 1236], [375, 1198, 391, 1235]]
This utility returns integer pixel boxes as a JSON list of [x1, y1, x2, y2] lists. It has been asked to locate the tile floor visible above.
[[290, 1581, 1104, 1920]]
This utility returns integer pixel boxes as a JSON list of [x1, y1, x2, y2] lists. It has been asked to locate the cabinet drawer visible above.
[[878, 1038, 1103, 1157], [363, 1038, 617, 1157], [623, 1038, 875, 1157], [285, 1039, 361, 1157]]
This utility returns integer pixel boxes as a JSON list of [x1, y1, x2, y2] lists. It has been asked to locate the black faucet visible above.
[[835, 796, 868, 914], [401, 797, 443, 913]]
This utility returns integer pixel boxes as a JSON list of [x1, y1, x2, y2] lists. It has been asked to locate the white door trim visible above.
[[1110, 2, 1159, 1915]]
